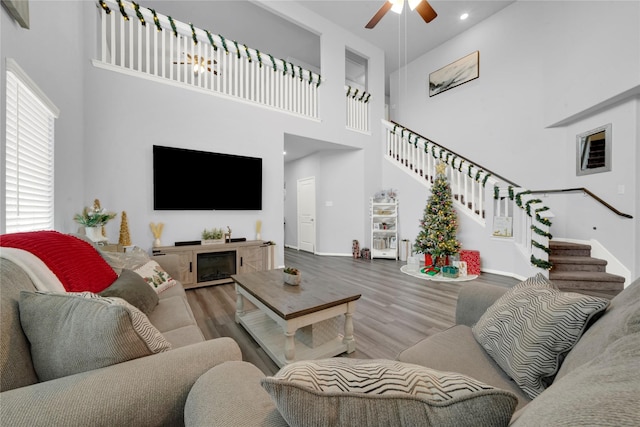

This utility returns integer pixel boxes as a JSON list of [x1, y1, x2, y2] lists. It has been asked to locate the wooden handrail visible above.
[[529, 188, 633, 219], [389, 121, 519, 187]]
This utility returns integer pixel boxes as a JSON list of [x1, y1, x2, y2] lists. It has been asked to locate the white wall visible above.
[[388, 1, 640, 280], [1, 0, 85, 233], [76, 1, 385, 267]]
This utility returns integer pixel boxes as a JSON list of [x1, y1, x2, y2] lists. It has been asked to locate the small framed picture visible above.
[[373, 223, 381, 230]]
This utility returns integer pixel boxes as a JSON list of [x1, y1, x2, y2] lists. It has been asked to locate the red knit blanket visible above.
[[0, 230, 117, 293]]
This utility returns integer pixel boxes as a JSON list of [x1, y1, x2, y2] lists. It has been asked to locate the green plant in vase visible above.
[[202, 227, 224, 243]]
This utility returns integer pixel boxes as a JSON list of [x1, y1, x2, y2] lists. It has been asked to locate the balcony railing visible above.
[[382, 120, 553, 272], [95, 0, 321, 119], [345, 86, 371, 133]]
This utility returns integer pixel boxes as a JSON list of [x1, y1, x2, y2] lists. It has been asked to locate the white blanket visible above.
[[0, 247, 65, 292]]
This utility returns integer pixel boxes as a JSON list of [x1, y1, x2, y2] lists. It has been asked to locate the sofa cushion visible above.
[[556, 278, 640, 380], [261, 358, 518, 427], [100, 246, 151, 275], [99, 269, 159, 315], [472, 273, 609, 399], [19, 291, 171, 381], [396, 325, 532, 410], [1, 231, 117, 293], [134, 260, 177, 294], [512, 332, 640, 426]]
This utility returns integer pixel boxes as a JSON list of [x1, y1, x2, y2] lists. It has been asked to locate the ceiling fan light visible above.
[[408, 0, 422, 11], [460, 12, 469, 20], [390, 0, 403, 14]]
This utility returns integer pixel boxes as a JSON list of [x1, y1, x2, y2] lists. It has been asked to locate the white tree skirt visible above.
[[400, 265, 478, 282]]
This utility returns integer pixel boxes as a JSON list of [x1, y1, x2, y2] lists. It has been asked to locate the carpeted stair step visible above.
[[549, 241, 592, 257], [549, 256, 608, 272], [550, 270, 625, 293]]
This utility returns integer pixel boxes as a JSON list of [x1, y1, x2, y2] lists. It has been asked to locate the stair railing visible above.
[[382, 119, 554, 272], [529, 188, 633, 219], [94, 0, 322, 119]]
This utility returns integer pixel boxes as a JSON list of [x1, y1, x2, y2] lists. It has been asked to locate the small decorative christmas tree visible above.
[[119, 211, 131, 246], [414, 162, 461, 265]]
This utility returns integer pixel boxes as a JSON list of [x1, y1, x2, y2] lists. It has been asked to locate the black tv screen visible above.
[[153, 145, 262, 210]]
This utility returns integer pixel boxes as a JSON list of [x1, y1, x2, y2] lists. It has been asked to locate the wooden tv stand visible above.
[[152, 240, 275, 289]]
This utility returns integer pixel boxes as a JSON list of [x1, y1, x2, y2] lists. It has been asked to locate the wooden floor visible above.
[[185, 248, 519, 376]]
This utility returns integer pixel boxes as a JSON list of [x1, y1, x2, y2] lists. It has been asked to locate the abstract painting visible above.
[[429, 51, 479, 97]]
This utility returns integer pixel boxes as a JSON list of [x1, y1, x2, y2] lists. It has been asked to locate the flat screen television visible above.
[[153, 145, 262, 210]]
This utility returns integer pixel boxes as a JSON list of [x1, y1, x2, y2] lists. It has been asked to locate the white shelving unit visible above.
[[370, 198, 398, 259]]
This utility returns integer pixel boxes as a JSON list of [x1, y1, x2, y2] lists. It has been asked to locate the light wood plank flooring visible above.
[[185, 248, 519, 375]]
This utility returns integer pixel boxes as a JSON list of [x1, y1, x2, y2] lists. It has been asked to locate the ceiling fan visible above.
[[365, 0, 437, 29], [173, 53, 218, 75]]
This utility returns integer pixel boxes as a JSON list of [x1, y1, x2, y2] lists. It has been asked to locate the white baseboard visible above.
[[481, 268, 527, 282]]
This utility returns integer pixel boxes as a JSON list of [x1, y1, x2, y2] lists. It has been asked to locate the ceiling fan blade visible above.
[[415, 0, 437, 23], [365, 1, 393, 29]]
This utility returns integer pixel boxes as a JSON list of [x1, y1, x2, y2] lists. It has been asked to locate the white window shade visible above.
[[5, 59, 58, 233]]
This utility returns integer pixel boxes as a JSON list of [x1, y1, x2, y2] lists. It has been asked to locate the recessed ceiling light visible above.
[[283, 151, 287, 155], [460, 13, 469, 20]]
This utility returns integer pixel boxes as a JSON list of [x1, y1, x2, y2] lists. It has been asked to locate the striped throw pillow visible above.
[[261, 358, 518, 427], [472, 273, 609, 399]]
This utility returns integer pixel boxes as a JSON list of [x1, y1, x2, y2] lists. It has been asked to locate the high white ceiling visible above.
[[293, 0, 515, 94]]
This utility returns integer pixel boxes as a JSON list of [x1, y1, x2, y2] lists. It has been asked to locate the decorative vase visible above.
[[153, 238, 162, 247], [85, 226, 107, 242], [283, 272, 301, 286]]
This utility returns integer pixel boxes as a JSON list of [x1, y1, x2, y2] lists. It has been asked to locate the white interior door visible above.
[[297, 177, 316, 253]]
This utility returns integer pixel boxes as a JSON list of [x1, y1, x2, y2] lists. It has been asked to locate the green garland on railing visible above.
[[531, 224, 552, 239], [256, 50, 262, 67], [99, 0, 111, 14], [475, 169, 483, 182], [117, 0, 128, 20], [244, 44, 251, 62], [205, 30, 217, 50], [525, 198, 542, 216], [167, 16, 177, 37], [232, 40, 240, 59], [132, 2, 145, 25], [290, 62, 296, 79], [467, 164, 473, 179], [219, 34, 228, 54], [352, 89, 359, 99], [282, 61, 287, 76], [458, 160, 465, 173], [190, 23, 197, 44], [515, 190, 532, 208], [482, 172, 491, 186], [298, 66, 303, 81], [532, 239, 551, 255], [508, 186, 514, 200], [530, 255, 553, 270], [268, 53, 277, 71], [494, 185, 500, 200], [535, 206, 552, 226], [150, 8, 161, 32]]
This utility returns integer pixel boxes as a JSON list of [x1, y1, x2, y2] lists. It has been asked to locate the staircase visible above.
[[549, 241, 625, 299]]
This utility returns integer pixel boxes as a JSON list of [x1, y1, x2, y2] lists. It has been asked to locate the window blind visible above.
[[5, 60, 58, 233]]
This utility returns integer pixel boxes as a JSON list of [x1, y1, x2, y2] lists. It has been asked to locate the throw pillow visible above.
[[472, 273, 609, 399], [134, 260, 177, 293], [19, 291, 171, 382], [261, 358, 518, 427], [0, 230, 117, 292], [99, 269, 159, 315], [100, 246, 151, 275]]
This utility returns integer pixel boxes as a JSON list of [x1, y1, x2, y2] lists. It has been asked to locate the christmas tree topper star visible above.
[[436, 162, 447, 175]]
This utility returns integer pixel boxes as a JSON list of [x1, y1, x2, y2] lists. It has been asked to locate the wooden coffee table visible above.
[[232, 268, 361, 367]]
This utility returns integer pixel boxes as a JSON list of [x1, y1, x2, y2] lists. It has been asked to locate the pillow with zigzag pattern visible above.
[[261, 358, 517, 427], [472, 273, 609, 399]]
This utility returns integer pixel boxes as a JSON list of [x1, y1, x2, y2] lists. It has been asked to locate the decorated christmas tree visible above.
[[414, 162, 461, 265], [118, 211, 131, 246]]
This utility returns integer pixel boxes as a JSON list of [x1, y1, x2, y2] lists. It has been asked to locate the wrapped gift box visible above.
[[442, 266, 459, 278], [460, 250, 480, 275]]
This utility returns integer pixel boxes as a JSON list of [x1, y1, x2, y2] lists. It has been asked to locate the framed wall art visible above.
[[429, 51, 479, 97]]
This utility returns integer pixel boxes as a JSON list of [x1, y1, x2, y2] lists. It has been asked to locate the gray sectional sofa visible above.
[[184, 276, 640, 426], [0, 243, 242, 426]]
